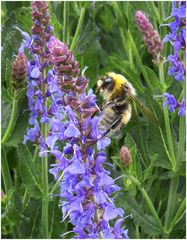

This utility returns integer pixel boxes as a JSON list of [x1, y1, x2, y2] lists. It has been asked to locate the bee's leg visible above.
[[101, 97, 125, 110], [101, 115, 122, 138], [100, 100, 113, 111]]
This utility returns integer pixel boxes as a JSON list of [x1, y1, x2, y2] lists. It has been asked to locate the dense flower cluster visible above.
[[20, 1, 129, 238], [135, 10, 163, 63], [163, 93, 186, 116], [23, 1, 53, 150], [48, 38, 129, 238], [162, 2, 186, 116], [11, 52, 28, 96], [163, 1, 186, 81]]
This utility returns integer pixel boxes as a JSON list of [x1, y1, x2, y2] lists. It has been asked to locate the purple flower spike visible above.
[[23, 1, 53, 154], [163, 1, 186, 81], [48, 38, 129, 238]]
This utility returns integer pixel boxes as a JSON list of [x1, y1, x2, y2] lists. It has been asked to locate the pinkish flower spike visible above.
[[11, 52, 28, 95], [135, 10, 163, 64]]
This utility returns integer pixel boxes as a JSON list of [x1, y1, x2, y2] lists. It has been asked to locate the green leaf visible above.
[[125, 133, 142, 181], [1, 187, 23, 227], [1, 96, 12, 137], [49, 200, 67, 238], [15, 7, 32, 33], [146, 125, 172, 170], [17, 144, 42, 199], [1, 12, 22, 88], [19, 198, 42, 238], [143, 154, 158, 181], [6, 98, 29, 147], [143, 66, 161, 91], [118, 192, 162, 236]]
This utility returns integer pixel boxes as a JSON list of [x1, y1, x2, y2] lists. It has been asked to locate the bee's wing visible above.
[[125, 87, 159, 126]]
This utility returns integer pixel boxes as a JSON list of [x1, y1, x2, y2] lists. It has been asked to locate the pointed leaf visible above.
[[17, 144, 42, 199]]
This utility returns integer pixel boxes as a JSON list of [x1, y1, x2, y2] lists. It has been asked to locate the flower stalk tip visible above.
[[120, 146, 132, 167], [11, 52, 28, 96]]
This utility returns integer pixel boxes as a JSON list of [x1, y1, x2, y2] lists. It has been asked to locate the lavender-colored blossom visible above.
[[163, 1, 186, 81], [135, 10, 163, 64], [23, 1, 53, 152], [178, 99, 186, 116], [163, 93, 186, 116], [48, 38, 129, 238]]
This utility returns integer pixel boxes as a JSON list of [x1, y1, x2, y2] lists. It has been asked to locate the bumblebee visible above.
[[97, 72, 158, 136]]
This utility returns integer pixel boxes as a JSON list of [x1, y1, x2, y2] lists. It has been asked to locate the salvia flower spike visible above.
[[48, 38, 129, 239], [163, 1, 186, 81], [135, 10, 163, 64], [23, 1, 53, 151]]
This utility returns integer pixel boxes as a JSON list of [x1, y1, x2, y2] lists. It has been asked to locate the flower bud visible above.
[[11, 52, 28, 95], [120, 146, 132, 167], [135, 11, 163, 64], [1, 191, 5, 202]]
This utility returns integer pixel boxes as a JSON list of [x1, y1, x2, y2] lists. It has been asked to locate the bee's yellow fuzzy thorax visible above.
[[107, 72, 127, 90]]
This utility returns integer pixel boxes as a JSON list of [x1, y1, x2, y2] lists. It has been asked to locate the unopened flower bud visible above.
[[135, 11, 163, 64], [120, 146, 132, 167], [49, 38, 80, 90], [11, 52, 28, 95]]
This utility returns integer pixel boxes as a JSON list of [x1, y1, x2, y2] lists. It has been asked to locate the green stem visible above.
[[168, 197, 186, 232], [159, 127, 174, 166], [2, 148, 12, 193], [147, 2, 160, 24], [63, 1, 67, 43], [135, 225, 140, 239], [1, 98, 19, 145], [66, 1, 70, 46], [70, 6, 86, 52], [127, 30, 154, 92], [159, 62, 177, 171], [129, 175, 165, 232], [164, 177, 179, 231], [49, 173, 63, 196], [41, 122, 49, 238], [177, 105, 185, 164], [41, 63, 49, 238], [22, 190, 30, 209], [33, 146, 39, 163]]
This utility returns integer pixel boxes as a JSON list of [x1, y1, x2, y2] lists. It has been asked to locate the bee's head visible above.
[[97, 75, 114, 95]]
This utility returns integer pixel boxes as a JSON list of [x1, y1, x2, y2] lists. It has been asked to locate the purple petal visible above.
[[103, 205, 119, 221], [64, 123, 80, 138], [65, 159, 85, 174], [46, 135, 59, 149], [31, 67, 40, 78], [94, 191, 107, 204], [69, 198, 83, 213], [97, 137, 111, 150]]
